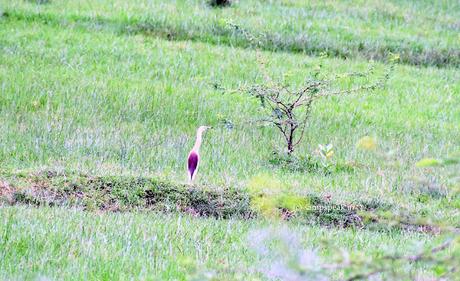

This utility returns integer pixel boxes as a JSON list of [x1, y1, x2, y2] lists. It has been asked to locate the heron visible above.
[[187, 125, 212, 183]]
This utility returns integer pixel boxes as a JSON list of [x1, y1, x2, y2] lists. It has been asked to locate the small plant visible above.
[[225, 23, 396, 157], [247, 58, 393, 156], [317, 143, 334, 169]]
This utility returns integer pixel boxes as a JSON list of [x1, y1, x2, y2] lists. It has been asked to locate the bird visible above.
[[187, 125, 212, 183]]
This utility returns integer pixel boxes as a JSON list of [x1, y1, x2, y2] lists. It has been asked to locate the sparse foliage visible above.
[[249, 225, 460, 281], [248, 59, 393, 156], [226, 22, 394, 156]]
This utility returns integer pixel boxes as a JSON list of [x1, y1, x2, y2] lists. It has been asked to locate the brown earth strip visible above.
[[1, 170, 449, 235]]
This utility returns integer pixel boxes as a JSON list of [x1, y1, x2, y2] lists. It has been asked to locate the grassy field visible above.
[[0, 206, 440, 280], [1, 0, 459, 280], [1, 0, 459, 66]]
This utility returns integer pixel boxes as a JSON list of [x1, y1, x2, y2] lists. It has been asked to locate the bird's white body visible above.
[[187, 126, 211, 183]]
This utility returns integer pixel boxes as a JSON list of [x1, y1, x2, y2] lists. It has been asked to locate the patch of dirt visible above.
[[1, 170, 448, 234], [0, 180, 15, 203]]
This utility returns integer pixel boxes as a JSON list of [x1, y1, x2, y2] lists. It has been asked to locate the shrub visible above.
[[247, 59, 394, 156]]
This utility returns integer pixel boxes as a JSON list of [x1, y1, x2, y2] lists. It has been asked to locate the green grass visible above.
[[1, 0, 459, 66], [0, 18, 458, 192], [0, 0, 459, 279], [0, 206, 438, 280]]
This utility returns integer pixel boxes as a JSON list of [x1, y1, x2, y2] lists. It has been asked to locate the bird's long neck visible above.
[[192, 130, 204, 152]]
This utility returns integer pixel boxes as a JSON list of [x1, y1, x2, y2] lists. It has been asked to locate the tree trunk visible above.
[[287, 128, 295, 155]]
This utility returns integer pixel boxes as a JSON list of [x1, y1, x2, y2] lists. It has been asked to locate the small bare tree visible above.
[[249, 59, 393, 156], [224, 23, 395, 156]]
